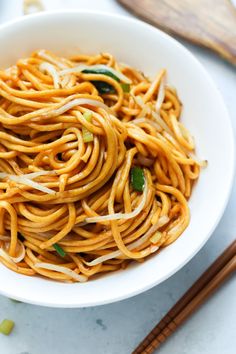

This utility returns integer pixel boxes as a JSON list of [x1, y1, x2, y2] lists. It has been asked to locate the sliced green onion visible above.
[[92, 82, 115, 94], [83, 111, 92, 121], [0, 319, 15, 335], [130, 167, 145, 192], [82, 68, 119, 94], [53, 243, 66, 258], [82, 130, 93, 143], [82, 111, 94, 143], [121, 83, 130, 93]]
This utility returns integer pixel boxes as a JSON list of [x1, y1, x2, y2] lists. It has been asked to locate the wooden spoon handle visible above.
[[118, 0, 236, 65]]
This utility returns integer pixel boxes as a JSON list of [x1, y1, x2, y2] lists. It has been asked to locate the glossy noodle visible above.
[[0, 50, 204, 282]]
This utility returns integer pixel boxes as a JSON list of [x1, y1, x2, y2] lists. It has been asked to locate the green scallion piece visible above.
[[130, 167, 145, 192], [121, 83, 130, 93], [82, 130, 94, 143], [53, 243, 66, 258], [83, 111, 92, 121], [0, 319, 15, 335], [82, 68, 119, 94], [82, 111, 94, 143], [93, 82, 115, 94]]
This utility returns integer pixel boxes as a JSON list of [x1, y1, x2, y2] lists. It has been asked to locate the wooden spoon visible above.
[[118, 0, 236, 65]]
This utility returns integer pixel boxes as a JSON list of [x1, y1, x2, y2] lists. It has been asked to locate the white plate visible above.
[[0, 11, 234, 307]]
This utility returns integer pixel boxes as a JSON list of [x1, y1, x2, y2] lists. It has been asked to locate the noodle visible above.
[[0, 50, 204, 282]]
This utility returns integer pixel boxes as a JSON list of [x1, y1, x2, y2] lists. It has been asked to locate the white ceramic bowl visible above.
[[0, 11, 234, 307]]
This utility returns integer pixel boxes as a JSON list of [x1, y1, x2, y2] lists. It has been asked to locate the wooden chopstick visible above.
[[133, 240, 236, 354], [141, 255, 235, 354]]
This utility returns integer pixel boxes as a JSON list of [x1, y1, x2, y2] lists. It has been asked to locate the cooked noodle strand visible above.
[[0, 50, 203, 282]]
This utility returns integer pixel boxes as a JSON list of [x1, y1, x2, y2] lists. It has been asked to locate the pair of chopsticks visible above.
[[133, 240, 236, 354]]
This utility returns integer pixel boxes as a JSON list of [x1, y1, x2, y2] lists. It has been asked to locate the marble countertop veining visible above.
[[0, 1, 235, 354]]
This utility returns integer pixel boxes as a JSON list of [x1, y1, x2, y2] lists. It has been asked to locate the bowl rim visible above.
[[0, 9, 234, 308]]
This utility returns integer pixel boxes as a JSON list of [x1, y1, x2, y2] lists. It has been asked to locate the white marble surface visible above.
[[0, 1, 235, 353]]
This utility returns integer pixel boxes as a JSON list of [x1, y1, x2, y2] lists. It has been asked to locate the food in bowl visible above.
[[0, 49, 205, 282]]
